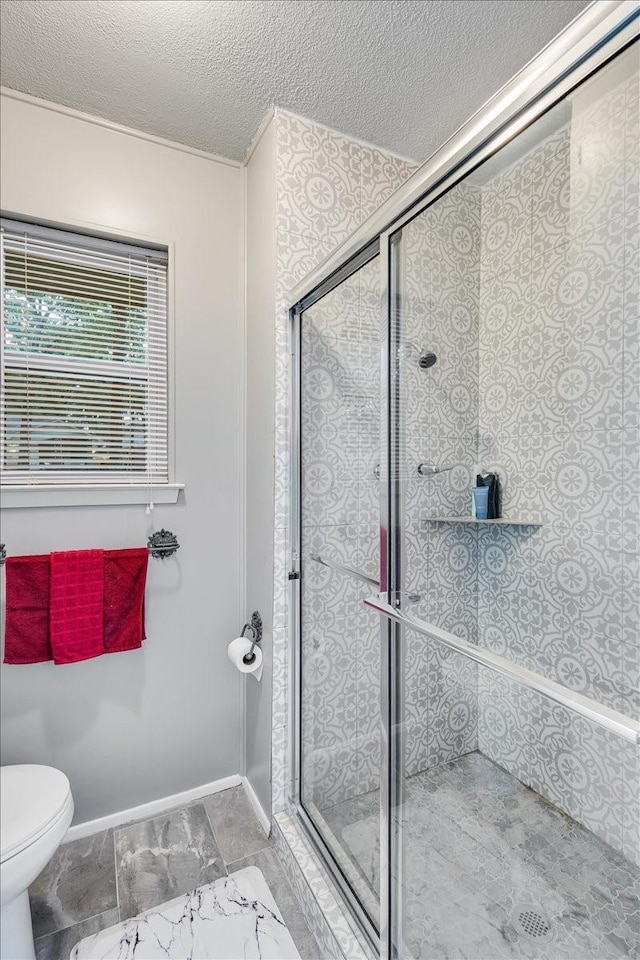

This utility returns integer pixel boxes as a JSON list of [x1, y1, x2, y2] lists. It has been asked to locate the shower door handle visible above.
[[310, 554, 379, 588], [363, 594, 640, 744]]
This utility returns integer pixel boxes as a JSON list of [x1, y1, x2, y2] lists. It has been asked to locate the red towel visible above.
[[103, 548, 148, 653], [4, 547, 148, 665], [3, 555, 52, 664], [50, 550, 105, 664]]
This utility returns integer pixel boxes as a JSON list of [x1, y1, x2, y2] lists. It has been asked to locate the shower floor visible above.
[[319, 752, 639, 959]]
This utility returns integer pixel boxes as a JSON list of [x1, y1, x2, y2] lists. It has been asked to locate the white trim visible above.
[[0, 87, 241, 168], [1, 483, 184, 509], [64, 774, 242, 842], [242, 776, 271, 837], [242, 108, 276, 167]]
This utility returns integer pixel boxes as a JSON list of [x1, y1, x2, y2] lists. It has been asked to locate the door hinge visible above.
[[288, 571, 300, 580]]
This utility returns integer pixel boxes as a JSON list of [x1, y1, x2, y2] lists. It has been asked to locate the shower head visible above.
[[419, 351, 437, 369]]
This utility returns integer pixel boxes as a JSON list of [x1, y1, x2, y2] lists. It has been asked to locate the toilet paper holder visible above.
[[241, 611, 262, 664]]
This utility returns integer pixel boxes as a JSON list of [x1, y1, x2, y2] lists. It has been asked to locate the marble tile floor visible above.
[[320, 752, 640, 960], [29, 786, 320, 960]]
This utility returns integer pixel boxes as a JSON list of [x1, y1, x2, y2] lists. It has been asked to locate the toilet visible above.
[[1, 766, 74, 960]]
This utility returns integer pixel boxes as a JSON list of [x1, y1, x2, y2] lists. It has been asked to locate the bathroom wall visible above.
[[0, 92, 245, 825], [475, 56, 639, 864]]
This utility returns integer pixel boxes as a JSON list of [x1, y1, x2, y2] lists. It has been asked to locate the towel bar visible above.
[[0, 532, 180, 565]]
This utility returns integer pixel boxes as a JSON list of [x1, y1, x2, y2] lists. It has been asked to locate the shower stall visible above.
[[288, 6, 639, 959]]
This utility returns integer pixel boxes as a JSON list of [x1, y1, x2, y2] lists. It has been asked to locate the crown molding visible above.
[[0, 86, 241, 168]]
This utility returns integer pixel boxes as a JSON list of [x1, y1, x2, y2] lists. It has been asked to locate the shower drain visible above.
[[511, 904, 554, 943]]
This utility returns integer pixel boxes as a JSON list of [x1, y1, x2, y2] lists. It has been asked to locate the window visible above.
[[1, 219, 169, 489]]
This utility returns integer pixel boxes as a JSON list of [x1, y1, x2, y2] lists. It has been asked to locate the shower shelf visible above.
[[423, 516, 543, 526]]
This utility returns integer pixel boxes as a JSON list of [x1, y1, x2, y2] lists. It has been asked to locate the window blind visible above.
[[0, 219, 169, 486]]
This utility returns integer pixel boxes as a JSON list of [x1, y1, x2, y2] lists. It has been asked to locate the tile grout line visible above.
[[200, 791, 274, 873], [203, 794, 271, 872], [30, 829, 120, 942], [33, 906, 118, 948], [224, 839, 274, 872], [200, 800, 229, 875]]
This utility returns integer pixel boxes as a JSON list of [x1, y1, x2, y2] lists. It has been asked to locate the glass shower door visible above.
[[296, 251, 383, 936], [381, 39, 639, 960]]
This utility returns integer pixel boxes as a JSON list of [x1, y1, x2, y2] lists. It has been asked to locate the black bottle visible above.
[[476, 472, 501, 519]]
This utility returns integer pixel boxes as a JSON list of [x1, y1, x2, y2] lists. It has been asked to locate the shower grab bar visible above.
[[364, 594, 640, 745], [310, 554, 380, 588]]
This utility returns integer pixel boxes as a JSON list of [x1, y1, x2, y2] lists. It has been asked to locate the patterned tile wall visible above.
[[270, 110, 417, 812], [476, 61, 639, 864], [400, 182, 482, 776]]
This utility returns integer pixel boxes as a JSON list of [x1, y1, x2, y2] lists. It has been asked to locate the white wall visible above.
[[244, 119, 277, 819], [0, 94, 245, 825]]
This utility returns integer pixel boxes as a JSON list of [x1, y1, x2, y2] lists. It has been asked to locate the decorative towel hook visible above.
[[241, 610, 262, 664], [147, 529, 180, 560]]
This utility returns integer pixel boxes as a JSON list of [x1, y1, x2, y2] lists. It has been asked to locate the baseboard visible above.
[[242, 776, 271, 836], [65, 774, 242, 842]]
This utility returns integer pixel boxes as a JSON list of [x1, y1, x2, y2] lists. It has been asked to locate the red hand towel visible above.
[[50, 550, 105, 664], [104, 548, 148, 653], [3, 555, 52, 664]]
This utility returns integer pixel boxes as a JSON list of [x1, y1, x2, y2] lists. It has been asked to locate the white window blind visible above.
[[0, 219, 169, 486]]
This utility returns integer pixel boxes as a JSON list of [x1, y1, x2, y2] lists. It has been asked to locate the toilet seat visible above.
[[1, 765, 72, 863]]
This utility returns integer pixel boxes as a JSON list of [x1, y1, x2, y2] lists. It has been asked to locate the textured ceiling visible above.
[[0, 0, 591, 163]]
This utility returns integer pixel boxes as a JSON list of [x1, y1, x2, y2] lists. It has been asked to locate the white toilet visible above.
[[1, 766, 74, 960]]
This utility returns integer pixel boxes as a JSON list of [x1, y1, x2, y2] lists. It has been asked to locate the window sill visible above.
[[1, 484, 185, 509]]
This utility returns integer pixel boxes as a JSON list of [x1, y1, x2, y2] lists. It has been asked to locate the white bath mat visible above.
[[70, 865, 301, 959]]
